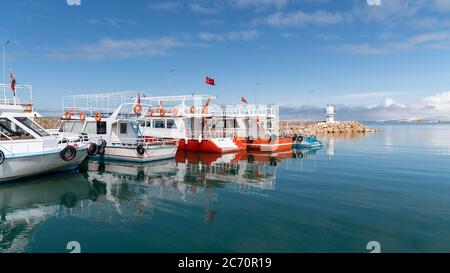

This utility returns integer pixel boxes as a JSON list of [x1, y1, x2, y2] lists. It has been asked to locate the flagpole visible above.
[[3, 41, 10, 104]]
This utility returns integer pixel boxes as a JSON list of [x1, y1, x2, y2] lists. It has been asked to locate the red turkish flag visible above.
[[205, 76, 215, 86], [241, 96, 248, 104]]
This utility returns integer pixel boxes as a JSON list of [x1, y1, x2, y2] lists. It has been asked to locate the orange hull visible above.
[[178, 137, 246, 153], [245, 137, 293, 152]]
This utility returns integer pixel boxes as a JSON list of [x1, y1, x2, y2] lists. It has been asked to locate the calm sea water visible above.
[[1, 123, 450, 253]]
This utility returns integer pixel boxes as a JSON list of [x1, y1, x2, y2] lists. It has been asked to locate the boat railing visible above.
[[109, 137, 178, 148], [0, 138, 57, 155], [224, 104, 279, 117], [186, 128, 248, 139], [0, 84, 33, 111], [62, 91, 140, 119]]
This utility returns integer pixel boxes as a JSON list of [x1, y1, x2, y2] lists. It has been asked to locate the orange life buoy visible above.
[[64, 111, 72, 120], [172, 107, 178, 116], [95, 112, 102, 122], [133, 104, 142, 114], [159, 108, 165, 117], [79, 112, 86, 121], [189, 106, 196, 114]]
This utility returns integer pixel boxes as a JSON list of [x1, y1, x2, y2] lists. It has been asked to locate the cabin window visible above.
[[14, 117, 51, 137], [71, 121, 84, 134], [0, 118, 34, 140], [97, 121, 107, 134], [120, 123, 127, 134], [167, 119, 176, 129], [61, 121, 73, 133], [84, 122, 96, 134], [153, 120, 165, 128], [146, 121, 152, 127]]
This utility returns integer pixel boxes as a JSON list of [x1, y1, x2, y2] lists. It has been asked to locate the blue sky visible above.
[[2, 0, 450, 119]]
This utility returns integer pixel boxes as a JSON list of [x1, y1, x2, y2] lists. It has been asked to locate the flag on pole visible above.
[[205, 76, 215, 86], [241, 96, 248, 104], [10, 70, 16, 96], [202, 98, 211, 114]]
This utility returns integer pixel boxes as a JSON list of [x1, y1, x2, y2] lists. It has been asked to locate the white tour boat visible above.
[[0, 84, 89, 182], [58, 92, 178, 163]]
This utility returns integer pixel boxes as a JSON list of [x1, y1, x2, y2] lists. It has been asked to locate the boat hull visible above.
[[177, 138, 246, 153], [94, 145, 178, 163], [0, 147, 88, 183], [245, 137, 293, 152]]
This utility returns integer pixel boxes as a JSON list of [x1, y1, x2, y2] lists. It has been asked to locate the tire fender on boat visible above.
[[136, 144, 145, 155], [97, 139, 107, 155], [60, 146, 77, 161], [0, 150, 5, 165], [87, 142, 99, 156]]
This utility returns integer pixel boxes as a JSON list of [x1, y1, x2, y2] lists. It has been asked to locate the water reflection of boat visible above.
[[0, 148, 285, 252], [292, 147, 322, 159], [0, 173, 92, 252], [175, 150, 280, 191]]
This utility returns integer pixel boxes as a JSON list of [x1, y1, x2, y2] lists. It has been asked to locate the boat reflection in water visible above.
[[0, 149, 288, 252]]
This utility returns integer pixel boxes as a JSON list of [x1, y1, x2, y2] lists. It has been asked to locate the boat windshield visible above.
[[0, 118, 35, 140], [14, 117, 51, 137]]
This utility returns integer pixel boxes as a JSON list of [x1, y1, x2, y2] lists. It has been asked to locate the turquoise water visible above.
[[1, 124, 450, 253]]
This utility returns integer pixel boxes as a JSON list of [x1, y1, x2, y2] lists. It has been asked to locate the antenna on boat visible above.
[[167, 67, 175, 93]]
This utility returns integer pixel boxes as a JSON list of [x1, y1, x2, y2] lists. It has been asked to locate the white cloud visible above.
[[148, 1, 181, 12], [189, 3, 220, 15], [334, 92, 404, 100], [432, 0, 450, 13], [85, 18, 139, 27], [281, 91, 450, 121], [421, 91, 450, 112], [198, 30, 260, 42], [253, 10, 343, 27], [232, 0, 290, 9], [48, 37, 188, 60], [66, 0, 81, 6], [334, 31, 450, 54]]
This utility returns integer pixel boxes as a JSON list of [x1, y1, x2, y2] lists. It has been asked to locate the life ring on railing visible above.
[[189, 106, 196, 114], [79, 112, 86, 121], [95, 112, 102, 122], [60, 146, 77, 161], [159, 108, 165, 117], [133, 104, 142, 114], [64, 111, 72, 120], [172, 107, 178, 116]]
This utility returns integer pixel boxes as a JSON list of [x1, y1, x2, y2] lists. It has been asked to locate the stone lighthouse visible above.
[[325, 104, 336, 123]]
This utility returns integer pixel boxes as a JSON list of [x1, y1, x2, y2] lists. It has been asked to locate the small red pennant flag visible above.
[[205, 76, 215, 86]]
